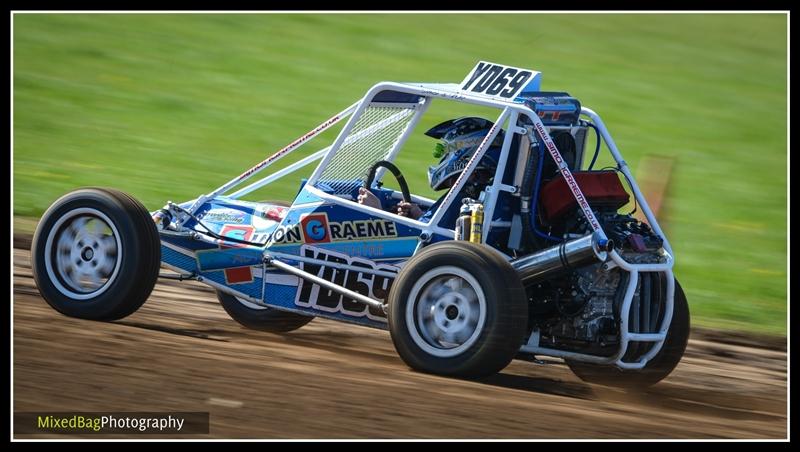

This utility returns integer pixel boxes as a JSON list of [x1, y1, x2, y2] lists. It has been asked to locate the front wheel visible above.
[[31, 188, 161, 320], [566, 278, 690, 388], [388, 241, 528, 378]]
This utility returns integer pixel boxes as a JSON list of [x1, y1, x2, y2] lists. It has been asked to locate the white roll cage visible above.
[[179, 81, 676, 370]]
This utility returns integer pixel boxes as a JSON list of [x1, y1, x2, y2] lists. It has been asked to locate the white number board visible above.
[[459, 61, 541, 101]]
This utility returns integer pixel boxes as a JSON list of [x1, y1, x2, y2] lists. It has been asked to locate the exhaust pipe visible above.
[[512, 231, 614, 285]]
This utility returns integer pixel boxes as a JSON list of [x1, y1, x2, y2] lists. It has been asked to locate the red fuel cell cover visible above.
[[539, 170, 630, 222]]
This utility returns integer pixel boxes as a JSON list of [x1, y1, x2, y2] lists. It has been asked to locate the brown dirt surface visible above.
[[12, 247, 787, 439]]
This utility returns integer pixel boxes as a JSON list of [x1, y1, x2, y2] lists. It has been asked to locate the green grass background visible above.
[[13, 14, 787, 335]]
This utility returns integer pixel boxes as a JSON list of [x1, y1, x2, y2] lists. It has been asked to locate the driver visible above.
[[357, 117, 502, 225]]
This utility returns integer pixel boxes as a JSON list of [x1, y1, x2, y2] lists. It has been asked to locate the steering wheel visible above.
[[364, 160, 412, 204]]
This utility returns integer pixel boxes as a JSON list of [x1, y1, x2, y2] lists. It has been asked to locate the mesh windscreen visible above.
[[316, 104, 416, 196]]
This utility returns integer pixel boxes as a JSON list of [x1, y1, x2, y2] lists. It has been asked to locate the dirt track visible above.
[[12, 247, 787, 439]]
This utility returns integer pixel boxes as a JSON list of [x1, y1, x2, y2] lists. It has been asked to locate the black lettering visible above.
[[297, 278, 311, 304], [293, 246, 401, 321], [461, 62, 492, 90], [297, 248, 323, 304], [372, 272, 394, 301], [366, 221, 383, 237], [315, 262, 343, 310], [369, 268, 395, 318], [355, 221, 367, 238], [342, 261, 371, 314], [486, 67, 516, 95], [342, 222, 357, 240], [322, 255, 349, 310], [330, 223, 341, 240], [501, 71, 532, 98], [286, 226, 302, 243], [472, 65, 502, 93]]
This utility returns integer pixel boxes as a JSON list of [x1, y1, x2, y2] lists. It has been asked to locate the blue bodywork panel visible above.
[[159, 184, 428, 329]]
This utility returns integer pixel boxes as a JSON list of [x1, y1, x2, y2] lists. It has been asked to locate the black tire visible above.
[[388, 241, 528, 378], [216, 290, 313, 333], [31, 187, 161, 320], [566, 278, 690, 388]]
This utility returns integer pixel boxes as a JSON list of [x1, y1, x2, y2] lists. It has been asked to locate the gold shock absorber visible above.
[[469, 203, 484, 244], [455, 200, 472, 241]]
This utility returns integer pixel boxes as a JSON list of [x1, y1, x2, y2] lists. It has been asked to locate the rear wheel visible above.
[[31, 187, 160, 320], [388, 241, 527, 378], [216, 291, 313, 333], [566, 278, 690, 388]]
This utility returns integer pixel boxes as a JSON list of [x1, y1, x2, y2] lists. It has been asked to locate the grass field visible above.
[[12, 13, 787, 335]]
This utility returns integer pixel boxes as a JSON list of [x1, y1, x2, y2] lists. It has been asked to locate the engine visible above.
[[507, 125, 669, 351], [529, 265, 620, 351], [525, 210, 666, 352]]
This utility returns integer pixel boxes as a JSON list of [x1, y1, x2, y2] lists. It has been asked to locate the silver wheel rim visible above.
[[405, 266, 487, 358], [43, 208, 123, 300]]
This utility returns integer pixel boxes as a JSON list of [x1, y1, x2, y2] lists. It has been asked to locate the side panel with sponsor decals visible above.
[[172, 183, 420, 262], [265, 186, 421, 261], [161, 239, 392, 329], [160, 187, 414, 329]]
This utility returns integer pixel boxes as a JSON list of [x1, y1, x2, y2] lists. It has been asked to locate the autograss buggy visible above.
[[32, 61, 689, 387]]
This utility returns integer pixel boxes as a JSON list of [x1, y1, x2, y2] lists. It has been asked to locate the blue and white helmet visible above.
[[425, 117, 503, 191]]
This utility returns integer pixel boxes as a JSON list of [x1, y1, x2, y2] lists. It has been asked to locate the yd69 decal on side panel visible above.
[[294, 246, 397, 321]]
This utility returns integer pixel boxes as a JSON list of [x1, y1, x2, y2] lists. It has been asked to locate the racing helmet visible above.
[[425, 117, 504, 191]]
